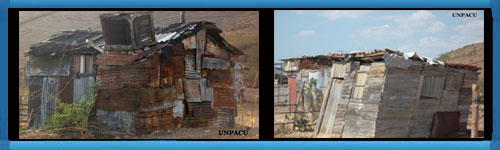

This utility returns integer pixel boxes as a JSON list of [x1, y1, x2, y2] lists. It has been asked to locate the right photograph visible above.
[[274, 10, 486, 138]]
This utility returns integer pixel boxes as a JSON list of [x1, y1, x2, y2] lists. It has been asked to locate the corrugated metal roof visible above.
[[155, 21, 243, 56], [94, 44, 163, 66], [282, 48, 481, 71], [25, 30, 103, 57], [25, 55, 72, 76]]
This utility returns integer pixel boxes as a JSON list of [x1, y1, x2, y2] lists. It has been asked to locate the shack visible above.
[[94, 12, 245, 136], [282, 49, 480, 138], [24, 30, 103, 128]]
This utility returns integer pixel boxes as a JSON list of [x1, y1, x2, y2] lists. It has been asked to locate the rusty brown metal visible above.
[[206, 70, 233, 88], [100, 12, 156, 51], [212, 88, 235, 109]]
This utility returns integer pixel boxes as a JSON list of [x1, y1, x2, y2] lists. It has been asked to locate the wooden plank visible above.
[[151, 55, 160, 88]]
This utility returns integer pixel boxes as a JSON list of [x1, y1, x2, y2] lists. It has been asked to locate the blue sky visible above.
[[274, 10, 484, 62]]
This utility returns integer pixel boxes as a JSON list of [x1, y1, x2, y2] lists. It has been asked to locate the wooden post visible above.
[[471, 83, 479, 138]]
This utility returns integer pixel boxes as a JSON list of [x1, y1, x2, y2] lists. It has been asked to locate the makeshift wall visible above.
[[375, 61, 477, 138], [339, 62, 386, 138]]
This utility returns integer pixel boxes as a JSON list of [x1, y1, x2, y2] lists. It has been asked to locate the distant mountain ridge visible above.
[[437, 42, 484, 96]]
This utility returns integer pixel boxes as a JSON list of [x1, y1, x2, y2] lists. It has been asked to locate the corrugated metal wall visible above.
[[73, 76, 95, 104], [41, 77, 58, 125]]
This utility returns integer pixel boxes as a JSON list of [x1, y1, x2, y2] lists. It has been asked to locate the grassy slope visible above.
[[19, 11, 259, 85], [436, 42, 484, 96]]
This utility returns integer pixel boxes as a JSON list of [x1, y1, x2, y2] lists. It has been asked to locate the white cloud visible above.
[[296, 30, 316, 37], [397, 20, 484, 58], [320, 10, 371, 20], [426, 21, 445, 32], [293, 10, 305, 15], [355, 10, 447, 40]]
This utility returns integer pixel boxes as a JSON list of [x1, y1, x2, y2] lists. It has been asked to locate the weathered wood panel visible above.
[[206, 37, 230, 60], [342, 102, 378, 138], [212, 88, 235, 109], [206, 70, 233, 88], [196, 28, 206, 70], [316, 79, 343, 138], [183, 78, 201, 102], [150, 55, 160, 88]]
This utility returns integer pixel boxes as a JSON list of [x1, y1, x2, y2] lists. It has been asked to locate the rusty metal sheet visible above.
[[41, 77, 58, 125], [202, 57, 230, 70], [28, 76, 43, 128], [96, 88, 144, 112], [175, 78, 185, 99], [73, 76, 95, 104], [58, 73, 74, 104], [200, 78, 214, 102], [160, 56, 185, 79], [94, 44, 163, 66], [26, 56, 72, 76], [431, 111, 460, 138], [212, 88, 235, 109], [207, 70, 233, 88], [183, 78, 201, 102], [97, 61, 151, 90], [94, 53, 141, 66], [214, 109, 234, 128], [184, 102, 217, 128]]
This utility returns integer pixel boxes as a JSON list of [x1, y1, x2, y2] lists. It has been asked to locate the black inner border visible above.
[[8, 8, 492, 141]]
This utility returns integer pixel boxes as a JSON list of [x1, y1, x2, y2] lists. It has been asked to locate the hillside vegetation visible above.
[[19, 11, 259, 85], [437, 42, 484, 96]]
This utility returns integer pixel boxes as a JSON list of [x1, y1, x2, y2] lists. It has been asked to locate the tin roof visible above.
[[282, 48, 481, 71], [96, 21, 243, 66], [24, 30, 103, 57], [155, 21, 243, 56]]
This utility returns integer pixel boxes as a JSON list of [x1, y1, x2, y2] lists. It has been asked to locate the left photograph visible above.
[[18, 11, 259, 139]]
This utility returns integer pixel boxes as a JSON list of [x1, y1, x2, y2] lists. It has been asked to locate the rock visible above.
[[204, 130, 210, 133], [115, 136, 120, 139]]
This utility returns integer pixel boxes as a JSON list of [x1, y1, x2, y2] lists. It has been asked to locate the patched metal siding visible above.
[[41, 77, 58, 125], [73, 76, 96, 104], [27, 77, 43, 128], [26, 56, 72, 76]]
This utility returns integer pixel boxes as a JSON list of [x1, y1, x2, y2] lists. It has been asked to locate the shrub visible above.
[[43, 84, 98, 137]]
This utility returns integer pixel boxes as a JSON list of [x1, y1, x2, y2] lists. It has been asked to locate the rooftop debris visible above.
[[282, 48, 481, 71]]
